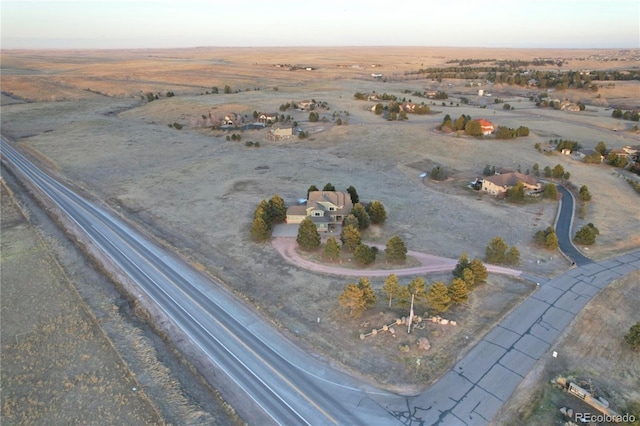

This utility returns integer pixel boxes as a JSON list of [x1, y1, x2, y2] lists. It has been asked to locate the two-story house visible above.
[[286, 191, 353, 232]]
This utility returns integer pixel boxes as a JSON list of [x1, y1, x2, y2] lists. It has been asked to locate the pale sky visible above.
[[1, 0, 639, 49]]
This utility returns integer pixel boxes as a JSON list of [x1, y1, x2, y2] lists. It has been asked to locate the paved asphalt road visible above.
[[376, 249, 640, 425], [3, 138, 639, 425], [0, 139, 398, 426], [556, 185, 593, 266]]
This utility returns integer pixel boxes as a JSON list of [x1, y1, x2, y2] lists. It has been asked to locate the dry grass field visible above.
[[1, 47, 639, 415], [0, 180, 161, 425]]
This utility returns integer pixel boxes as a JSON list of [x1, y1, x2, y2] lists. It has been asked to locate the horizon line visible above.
[[2, 45, 638, 52]]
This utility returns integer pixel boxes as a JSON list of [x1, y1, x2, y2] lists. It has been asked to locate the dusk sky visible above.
[[2, 0, 639, 49]]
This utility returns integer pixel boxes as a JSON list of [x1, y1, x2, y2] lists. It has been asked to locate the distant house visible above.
[[476, 119, 495, 135], [286, 191, 353, 232], [560, 101, 581, 112], [575, 149, 604, 163], [258, 112, 279, 124], [425, 90, 438, 98], [267, 123, 293, 140], [371, 73, 383, 79], [609, 148, 630, 158], [622, 145, 640, 155], [401, 103, 416, 113], [481, 172, 541, 197], [623, 144, 640, 156], [220, 113, 241, 126], [297, 100, 314, 110]]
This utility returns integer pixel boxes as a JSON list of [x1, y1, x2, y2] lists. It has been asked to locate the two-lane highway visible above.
[[1, 139, 398, 425]]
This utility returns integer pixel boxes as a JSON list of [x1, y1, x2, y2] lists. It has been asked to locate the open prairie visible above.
[[2, 47, 639, 414]]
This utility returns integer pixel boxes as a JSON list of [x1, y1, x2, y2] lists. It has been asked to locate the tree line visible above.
[[339, 252, 489, 318]]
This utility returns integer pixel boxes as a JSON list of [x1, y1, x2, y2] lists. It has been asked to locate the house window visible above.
[[329, 207, 335, 211], [314, 212, 322, 217]]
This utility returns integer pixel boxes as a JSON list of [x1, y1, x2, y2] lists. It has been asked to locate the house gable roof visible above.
[[307, 191, 352, 212], [485, 172, 539, 187]]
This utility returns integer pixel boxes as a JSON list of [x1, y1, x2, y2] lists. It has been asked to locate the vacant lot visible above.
[[1, 47, 639, 397]]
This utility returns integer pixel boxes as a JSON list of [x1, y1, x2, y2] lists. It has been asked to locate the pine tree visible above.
[[296, 217, 321, 250], [453, 252, 471, 279], [340, 224, 361, 252], [342, 214, 359, 229], [505, 246, 520, 265], [346, 185, 359, 204], [339, 283, 366, 317], [382, 274, 399, 308], [469, 259, 488, 284], [351, 203, 370, 230], [367, 201, 387, 225], [357, 277, 377, 307], [426, 281, 451, 314], [486, 236, 508, 264], [574, 223, 599, 245], [543, 183, 558, 199], [448, 278, 469, 304], [250, 217, 270, 242], [322, 182, 335, 191], [462, 268, 475, 289], [255, 200, 271, 228], [354, 244, 376, 265], [408, 277, 427, 307], [396, 285, 412, 310], [579, 185, 592, 202], [307, 185, 319, 198], [385, 235, 407, 263], [268, 194, 287, 224], [545, 232, 559, 249], [323, 236, 340, 261]]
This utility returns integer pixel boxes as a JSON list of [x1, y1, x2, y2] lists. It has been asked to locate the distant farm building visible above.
[[267, 123, 293, 140]]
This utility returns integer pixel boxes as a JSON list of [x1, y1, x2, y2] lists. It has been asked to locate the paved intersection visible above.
[[378, 250, 640, 425]]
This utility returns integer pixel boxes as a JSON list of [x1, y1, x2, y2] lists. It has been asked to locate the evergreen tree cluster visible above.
[[485, 237, 520, 266], [574, 223, 600, 245], [339, 252, 490, 319], [251, 194, 287, 242], [495, 125, 530, 139], [534, 226, 559, 250]]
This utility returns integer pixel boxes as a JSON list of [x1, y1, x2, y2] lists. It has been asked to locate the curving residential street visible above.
[[3, 138, 639, 425]]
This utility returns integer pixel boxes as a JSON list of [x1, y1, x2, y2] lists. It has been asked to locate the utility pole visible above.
[[407, 293, 415, 334]]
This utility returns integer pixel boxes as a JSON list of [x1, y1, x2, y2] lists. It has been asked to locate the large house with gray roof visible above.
[[286, 191, 353, 231]]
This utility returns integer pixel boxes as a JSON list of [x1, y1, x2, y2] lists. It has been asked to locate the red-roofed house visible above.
[[476, 119, 495, 135]]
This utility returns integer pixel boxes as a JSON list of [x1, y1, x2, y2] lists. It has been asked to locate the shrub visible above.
[[625, 322, 640, 351], [574, 223, 599, 245]]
